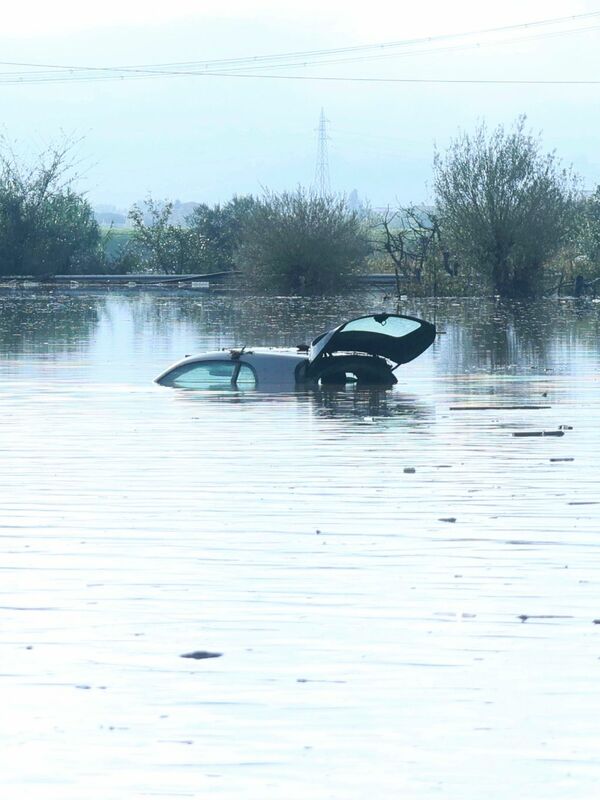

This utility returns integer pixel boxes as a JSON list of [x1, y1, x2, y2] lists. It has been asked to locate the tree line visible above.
[[2, 118, 600, 298]]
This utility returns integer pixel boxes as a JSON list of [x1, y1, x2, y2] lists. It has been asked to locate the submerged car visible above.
[[155, 313, 436, 391]]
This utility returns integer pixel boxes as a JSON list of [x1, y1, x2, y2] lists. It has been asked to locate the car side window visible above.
[[161, 360, 238, 389], [159, 360, 257, 389]]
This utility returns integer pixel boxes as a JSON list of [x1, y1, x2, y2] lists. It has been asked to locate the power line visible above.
[[191, 73, 600, 86], [0, 10, 598, 86], [0, 69, 600, 88]]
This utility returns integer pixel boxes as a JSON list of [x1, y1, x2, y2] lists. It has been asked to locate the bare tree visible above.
[[375, 206, 450, 298]]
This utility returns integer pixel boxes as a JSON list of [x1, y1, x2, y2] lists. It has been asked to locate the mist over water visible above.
[[1, 290, 600, 799]]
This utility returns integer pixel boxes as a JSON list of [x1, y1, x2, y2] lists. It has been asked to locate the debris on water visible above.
[[518, 614, 573, 623], [439, 517, 457, 523], [512, 430, 565, 437], [593, 620, 600, 625], [75, 684, 92, 690], [158, 739, 194, 745], [450, 405, 551, 411], [404, 467, 416, 473], [180, 651, 222, 660], [568, 501, 599, 505], [559, 425, 573, 430], [550, 457, 574, 462]]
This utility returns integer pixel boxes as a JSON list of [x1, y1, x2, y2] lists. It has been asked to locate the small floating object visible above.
[[512, 430, 565, 437], [550, 457, 574, 462], [439, 517, 456, 523], [403, 467, 416, 474], [451, 405, 551, 411], [518, 614, 573, 623], [180, 650, 222, 660]]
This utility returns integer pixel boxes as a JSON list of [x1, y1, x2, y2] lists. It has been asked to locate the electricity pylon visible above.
[[314, 108, 331, 197]]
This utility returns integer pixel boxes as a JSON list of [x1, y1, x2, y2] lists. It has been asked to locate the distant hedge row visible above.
[[4, 120, 600, 297]]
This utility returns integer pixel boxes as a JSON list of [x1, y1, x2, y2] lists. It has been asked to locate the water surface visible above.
[[1, 291, 599, 799]]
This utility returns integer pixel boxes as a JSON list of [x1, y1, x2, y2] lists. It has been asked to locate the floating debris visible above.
[[518, 614, 573, 623], [403, 467, 416, 474], [450, 405, 551, 411], [180, 651, 222, 660], [550, 457, 574, 462], [513, 430, 565, 437], [439, 517, 457, 523]]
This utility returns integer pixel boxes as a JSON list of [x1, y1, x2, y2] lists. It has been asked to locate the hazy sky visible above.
[[2, 0, 599, 208]]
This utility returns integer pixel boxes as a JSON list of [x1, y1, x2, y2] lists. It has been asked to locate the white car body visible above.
[[155, 314, 436, 391], [154, 348, 307, 391]]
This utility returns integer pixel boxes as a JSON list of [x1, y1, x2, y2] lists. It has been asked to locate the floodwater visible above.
[[1, 290, 600, 800]]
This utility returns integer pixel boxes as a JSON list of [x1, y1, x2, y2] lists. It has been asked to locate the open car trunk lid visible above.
[[308, 313, 436, 371]]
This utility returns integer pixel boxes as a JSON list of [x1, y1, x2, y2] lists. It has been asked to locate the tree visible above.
[[128, 197, 207, 274], [186, 195, 256, 272], [126, 195, 256, 274], [237, 189, 370, 294], [434, 117, 577, 297], [374, 206, 451, 297], [0, 138, 103, 277], [575, 186, 600, 267]]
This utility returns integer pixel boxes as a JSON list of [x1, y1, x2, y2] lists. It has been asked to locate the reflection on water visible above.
[[1, 290, 600, 800], [0, 292, 104, 355]]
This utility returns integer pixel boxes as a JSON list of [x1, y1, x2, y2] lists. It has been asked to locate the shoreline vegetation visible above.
[[1, 117, 600, 299]]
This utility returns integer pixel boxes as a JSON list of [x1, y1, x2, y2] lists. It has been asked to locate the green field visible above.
[[100, 226, 134, 259]]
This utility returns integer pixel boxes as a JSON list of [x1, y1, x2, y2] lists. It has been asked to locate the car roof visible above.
[[183, 348, 306, 363], [154, 348, 307, 385]]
